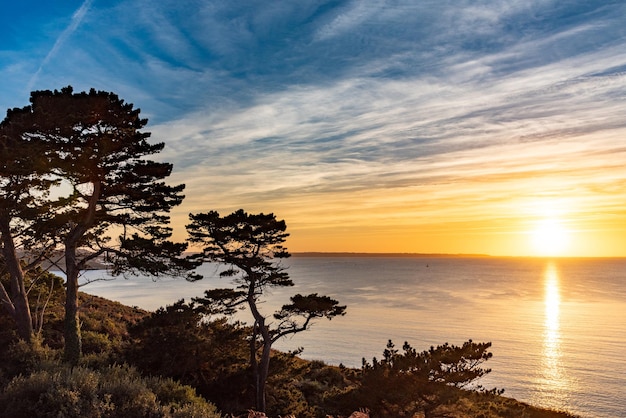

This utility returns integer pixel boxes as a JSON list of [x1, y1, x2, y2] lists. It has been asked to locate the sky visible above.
[[2, 0, 626, 257]]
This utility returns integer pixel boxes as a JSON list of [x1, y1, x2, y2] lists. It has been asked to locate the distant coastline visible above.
[[292, 252, 491, 258]]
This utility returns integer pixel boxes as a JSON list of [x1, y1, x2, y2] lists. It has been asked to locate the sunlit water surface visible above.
[[80, 256, 626, 418]]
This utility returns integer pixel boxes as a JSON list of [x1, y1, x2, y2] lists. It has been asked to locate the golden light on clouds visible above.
[[174, 141, 626, 257], [164, 61, 626, 258], [149, 32, 626, 259]]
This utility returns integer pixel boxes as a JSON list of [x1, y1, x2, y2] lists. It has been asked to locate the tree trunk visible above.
[[63, 248, 81, 365], [250, 321, 259, 398], [247, 287, 272, 413], [0, 218, 33, 343], [62, 181, 100, 365], [12, 285, 33, 342], [257, 336, 272, 413]]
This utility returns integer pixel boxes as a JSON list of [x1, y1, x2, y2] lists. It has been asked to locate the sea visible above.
[[78, 256, 626, 418]]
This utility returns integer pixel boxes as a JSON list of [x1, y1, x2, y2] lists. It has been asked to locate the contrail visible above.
[[27, 0, 94, 92]]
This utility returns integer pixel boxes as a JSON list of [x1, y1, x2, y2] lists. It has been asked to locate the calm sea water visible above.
[[80, 256, 626, 418]]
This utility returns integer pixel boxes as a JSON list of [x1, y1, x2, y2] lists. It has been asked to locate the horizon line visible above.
[[291, 252, 626, 259]]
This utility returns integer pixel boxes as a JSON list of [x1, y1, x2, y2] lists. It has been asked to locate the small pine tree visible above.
[[186, 209, 346, 412]]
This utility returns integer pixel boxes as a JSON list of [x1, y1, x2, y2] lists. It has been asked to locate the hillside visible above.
[[0, 280, 578, 417]]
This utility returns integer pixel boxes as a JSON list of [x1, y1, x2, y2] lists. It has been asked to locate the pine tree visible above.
[[187, 209, 346, 412], [4, 87, 189, 364]]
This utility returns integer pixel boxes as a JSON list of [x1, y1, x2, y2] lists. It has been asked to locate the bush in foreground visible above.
[[0, 364, 220, 418]]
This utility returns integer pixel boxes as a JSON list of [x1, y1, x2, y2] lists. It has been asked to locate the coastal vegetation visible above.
[[0, 286, 578, 417], [0, 87, 579, 417]]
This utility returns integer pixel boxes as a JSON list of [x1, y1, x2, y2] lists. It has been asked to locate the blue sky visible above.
[[2, 0, 626, 255]]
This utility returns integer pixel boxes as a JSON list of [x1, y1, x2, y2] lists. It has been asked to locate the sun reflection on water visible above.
[[531, 262, 573, 409], [543, 263, 561, 371]]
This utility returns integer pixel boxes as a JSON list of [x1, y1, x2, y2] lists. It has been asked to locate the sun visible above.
[[531, 218, 570, 256]]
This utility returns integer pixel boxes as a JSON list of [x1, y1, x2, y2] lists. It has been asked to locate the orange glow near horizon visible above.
[[171, 139, 626, 258], [174, 191, 626, 257]]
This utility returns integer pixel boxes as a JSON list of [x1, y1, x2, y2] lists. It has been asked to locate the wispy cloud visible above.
[[26, 0, 93, 92], [154, 19, 626, 255]]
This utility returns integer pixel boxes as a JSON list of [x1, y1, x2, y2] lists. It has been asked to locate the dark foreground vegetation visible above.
[[0, 278, 578, 417]]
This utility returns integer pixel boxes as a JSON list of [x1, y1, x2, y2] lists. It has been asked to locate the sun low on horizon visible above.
[[523, 198, 575, 257], [529, 218, 571, 257]]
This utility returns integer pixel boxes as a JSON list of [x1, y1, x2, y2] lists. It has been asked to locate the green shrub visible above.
[[326, 340, 497, 417], [1, 336, 59, 380], [126, 300, 250, 412], [81, 331, 113, 354], [145, 376, 204, 406], [0, 364, 221, 418], [0, 368, 109, 418], [146, 377, 222, 418], [97, 366, 162, 418]]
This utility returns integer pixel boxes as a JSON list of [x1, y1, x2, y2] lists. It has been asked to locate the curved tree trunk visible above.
[[247, 281, 272, 413], [0, 218, 33, 343]]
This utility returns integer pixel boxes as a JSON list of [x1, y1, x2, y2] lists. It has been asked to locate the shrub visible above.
[[126, 300, 251, 412], [0, 364, 221, 418], [81, 331, 113, 354], [146, 376, 223, 418], [328, 339, 496, 418], [0, 336, 59, 380]]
